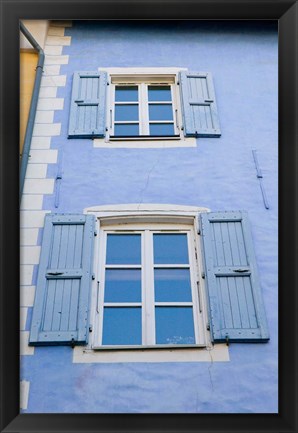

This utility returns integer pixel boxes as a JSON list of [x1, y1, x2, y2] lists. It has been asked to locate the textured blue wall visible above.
[[22, 21, 278, 413]]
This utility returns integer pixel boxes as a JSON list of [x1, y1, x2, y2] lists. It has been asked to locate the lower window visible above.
[[94, 222, 205, 348]]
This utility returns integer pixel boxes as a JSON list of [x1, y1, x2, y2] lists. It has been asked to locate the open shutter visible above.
[[179, 71, 221, 137], [68, 71, 107, 138], [200, 211, 269, 343], [29, 214, 96, 345]]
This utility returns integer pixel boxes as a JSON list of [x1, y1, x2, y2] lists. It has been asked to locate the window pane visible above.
[[114, 124, 139, 136], [115, 104, 139, 121], [154, 268, 192, 302], [102, 307, 142, 345], [155, 307, 195, 344], [149, 104, 173, 121], [106, 234, 141, 264], [149, 123, 175, 136], [153, 234, 189, 264], [104, 269, 141, 302], [148, 85, 172, 101], [115, 86, 138, 102]]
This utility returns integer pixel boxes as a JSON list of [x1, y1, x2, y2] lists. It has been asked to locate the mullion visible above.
[[105, 265, 142, 269], [114, 121, 139, 124], [149, 101, 173, 105], [149, 121, 174, 124], [104, 303, 142, 307], [115, 102, 139, 105], [154, 302, 193, 306], [153, 264, 189, 268]]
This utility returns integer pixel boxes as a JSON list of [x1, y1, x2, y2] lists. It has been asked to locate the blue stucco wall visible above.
[[22, 21, 278, 413]]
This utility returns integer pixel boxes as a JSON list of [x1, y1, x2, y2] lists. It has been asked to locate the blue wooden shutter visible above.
[[68, 71, 107, 138], [179, 71, 221, 137], [200, 211, 269, 343], [29, 214, 95, 345]]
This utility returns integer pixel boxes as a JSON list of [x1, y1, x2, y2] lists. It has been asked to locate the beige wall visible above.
[[20, 20, 49, 50], [20, 51, 39, 153]]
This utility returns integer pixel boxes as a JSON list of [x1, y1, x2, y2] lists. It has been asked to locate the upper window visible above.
[[111, 82, 178, 139], [68, 68, 221, 146]]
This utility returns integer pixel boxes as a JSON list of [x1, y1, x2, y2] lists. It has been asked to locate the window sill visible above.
[[93, 136, 197, 148], [73, 343, 230, 363], [91, 344, 207, 351], [109, 135, 181, 140]]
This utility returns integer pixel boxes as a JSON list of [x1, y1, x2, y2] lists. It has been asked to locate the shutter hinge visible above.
[[225, 335, 229, 346], [206, 322, 210, 331], [71, 338, 75, 349], [92, 273, 95, 280], [94, 230, 97, 236], [89, 325, 93, 333], [201, 272, 205, 279]]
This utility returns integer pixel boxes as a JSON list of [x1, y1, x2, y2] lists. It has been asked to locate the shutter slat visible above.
[[43, 280, 56, 331], [29, 213, 95, 346], [200, 211, 269, 342], [60, 280, 72, 331], [68, 71, 107, 138], [179, 71, 221, 137]]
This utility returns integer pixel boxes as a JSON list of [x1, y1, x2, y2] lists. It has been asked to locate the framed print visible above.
[[0, 0, 297, 432]]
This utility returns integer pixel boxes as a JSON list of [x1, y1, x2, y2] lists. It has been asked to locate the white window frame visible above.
[[94, 222, 204, 349], [84, 204, 211, 350], [93, 68, 197, 148], [110, 80, 180, 139]]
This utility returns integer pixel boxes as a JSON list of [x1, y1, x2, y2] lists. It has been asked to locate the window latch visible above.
[[233, 269, 249, 273]]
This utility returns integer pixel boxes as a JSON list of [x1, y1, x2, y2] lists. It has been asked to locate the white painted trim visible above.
[[20, 308, 28, 330], [20, 332, 34, 355], [84, 203, 210, 214], [20, 228, 39, 246], [20, 380, 30, 409], [20, 286, 36, 307]]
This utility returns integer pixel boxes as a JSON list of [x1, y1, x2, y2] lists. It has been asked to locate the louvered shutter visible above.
[[68, 71, 107, 138], [29, 214, 95, 345], [200, 211, 269, 343], [179, 71, 221, 137]]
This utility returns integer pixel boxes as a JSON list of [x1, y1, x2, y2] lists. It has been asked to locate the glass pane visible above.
[[149, 104, 173, 121], [106, 234, 141, 264], [154, 268, 192, 302], [148, 85, 172, 102], [149, 123, 175, 136], [102, 307, 142, 345], [153, 233, 189, 264], [104, 269, 141, 302], [155, 307, 195, 344], [114, 124, 139, 136], [115, 86, 138, 102], [115, 104, 139, 121]]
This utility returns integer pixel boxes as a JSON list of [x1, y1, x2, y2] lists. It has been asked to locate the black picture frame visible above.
[[0, 1, 297, 432]]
